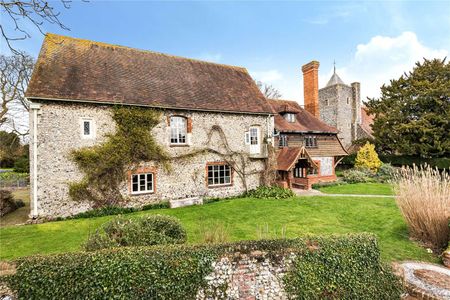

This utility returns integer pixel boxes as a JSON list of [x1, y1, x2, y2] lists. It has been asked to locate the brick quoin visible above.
[[302, 61, 320, 118]]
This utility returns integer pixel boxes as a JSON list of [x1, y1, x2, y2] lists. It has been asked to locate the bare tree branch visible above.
[[0, 0, 84, 54], [0, 52, 34, 138], [256, 80, 282, 99]]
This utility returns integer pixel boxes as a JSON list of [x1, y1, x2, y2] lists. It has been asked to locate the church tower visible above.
[[318, 65, 361, 148]]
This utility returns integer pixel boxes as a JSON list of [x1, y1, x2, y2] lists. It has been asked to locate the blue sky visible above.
[[1, 0, 449, 103]]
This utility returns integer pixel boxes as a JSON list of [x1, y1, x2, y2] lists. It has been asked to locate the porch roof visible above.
[[276, 147, 318, 171]]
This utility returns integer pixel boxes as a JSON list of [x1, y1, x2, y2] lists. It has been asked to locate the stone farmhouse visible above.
[[26, 34, 274, 218], [26, 34, 349, 218]]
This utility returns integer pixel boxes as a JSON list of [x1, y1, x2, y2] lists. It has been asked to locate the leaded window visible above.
[[207, 164, 231, 186]]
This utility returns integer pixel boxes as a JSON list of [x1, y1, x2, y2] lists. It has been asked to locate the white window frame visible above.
[[207, 164, 232, 187], [170, 116, 187, 145], [285, 113, 295, 123], [80, 118, 95, 139], [131, 172, 154, 194], [245, 131, 250, 145]]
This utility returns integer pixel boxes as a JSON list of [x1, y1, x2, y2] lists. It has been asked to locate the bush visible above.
[[355, 142, 382, 172], [244, 186, 295, 199], [375, 163, 396, 183], [311, 181, 347, 189], [380, 155, 450, 170], [13, 156, 29, 173], [393, 165, 449, 251], [84, 215, 187, 251], [0, 190, 24, 217], [342, 169, 373, 183], [4, 234, 402, 299], [56, 202, 170, 221]]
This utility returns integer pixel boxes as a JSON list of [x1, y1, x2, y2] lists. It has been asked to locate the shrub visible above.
[[0, 190, 24, 217], [380, 155, 450, 170], [355, 142, 382, 172], [84, 215, 187, 251], [393, 165, 450, 251], [13, 156, 29, 173], [245, 186, 295, 199], [4, 234, 403, 299], [311, 181, 347, 189], [342, 169, 372, 183], [375, 163, 396, 183], [56, 202, 170, 221]]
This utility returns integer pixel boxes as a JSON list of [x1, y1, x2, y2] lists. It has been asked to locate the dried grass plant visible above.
[[393, 165, 449, 251]]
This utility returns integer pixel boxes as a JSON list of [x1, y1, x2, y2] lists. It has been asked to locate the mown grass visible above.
[[0, 195, 435, 263], [318, 182, 394, 195]]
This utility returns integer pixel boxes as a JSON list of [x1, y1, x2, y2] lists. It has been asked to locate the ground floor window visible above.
[[207, 163, 231, 186], [131, 173, 154, 194]]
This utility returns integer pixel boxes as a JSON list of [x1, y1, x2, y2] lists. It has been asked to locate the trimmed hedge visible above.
[[244, 186, 295, 199], [3, 234, 402, 299], [341, 153, 450, 169]]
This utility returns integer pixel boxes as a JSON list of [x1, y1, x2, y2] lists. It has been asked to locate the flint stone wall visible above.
[[30, 101, 272, 218], [197, 251, 295, 300]]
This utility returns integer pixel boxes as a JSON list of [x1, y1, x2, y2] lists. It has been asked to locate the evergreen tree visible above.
[[355, 142, 382, 172], [366, 58, 450, 158]]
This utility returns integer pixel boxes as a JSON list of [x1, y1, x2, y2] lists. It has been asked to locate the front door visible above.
[[249, 127, 260, 155]]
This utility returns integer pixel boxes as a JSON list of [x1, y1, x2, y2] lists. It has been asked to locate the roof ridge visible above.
[[44, 33, 248, 72]]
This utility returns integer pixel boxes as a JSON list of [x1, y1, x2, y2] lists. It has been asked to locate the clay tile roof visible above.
[[26, 34, 273, 114], [360, 106, 375, 136], [267, 99, 338, 133], [276, 147, 302, 171]]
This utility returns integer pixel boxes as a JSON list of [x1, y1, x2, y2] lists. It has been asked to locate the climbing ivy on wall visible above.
[[69, 106, 277, 207], [69, 106, 170, 206]]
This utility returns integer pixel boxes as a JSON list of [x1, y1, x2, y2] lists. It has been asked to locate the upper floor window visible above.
[[305, 136, 317, 148], [284, 113, 296, 123], [279, 135, 288, 147], [80, 118, 94, 139], [346, 97, 350, 105], [170, 116, 187, 144]]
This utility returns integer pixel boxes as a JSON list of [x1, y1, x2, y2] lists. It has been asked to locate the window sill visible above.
[[130, 191, 155, 196], [170, 144, 190, 147], [207, 184, 233, 189]]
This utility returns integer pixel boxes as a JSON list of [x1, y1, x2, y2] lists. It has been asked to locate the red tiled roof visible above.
[[276, 147, 319, 171], [277, 147, 302, 171], [267, 99, 338, 133], [360, 106, 374, 136], [26, 34, 273, 114]]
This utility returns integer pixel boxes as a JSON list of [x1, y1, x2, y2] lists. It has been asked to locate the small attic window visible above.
[[284, 113, 296, 123]]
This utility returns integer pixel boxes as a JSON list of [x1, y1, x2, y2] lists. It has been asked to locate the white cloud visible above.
[[250, 69, 283, 83], [196, 52, 222, 63], [319, 31, 448, 101]]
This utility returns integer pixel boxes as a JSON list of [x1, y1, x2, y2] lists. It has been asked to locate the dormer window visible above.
[[284, 113, 296, 123]]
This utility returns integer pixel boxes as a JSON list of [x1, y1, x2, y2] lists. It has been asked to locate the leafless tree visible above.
[[256, 81, 282, 99], [0, 0, 76, 54], [0, 52, 34, 138]]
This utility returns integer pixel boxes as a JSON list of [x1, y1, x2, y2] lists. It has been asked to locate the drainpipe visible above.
[[30, 102, 41, 219]]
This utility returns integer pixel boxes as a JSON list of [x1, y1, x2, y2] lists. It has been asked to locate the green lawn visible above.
[[318, 183, 394, 195], [0, 196, 434, 263]]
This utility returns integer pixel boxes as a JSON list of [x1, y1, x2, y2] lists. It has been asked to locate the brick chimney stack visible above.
[[302, 61, 320, 118]]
